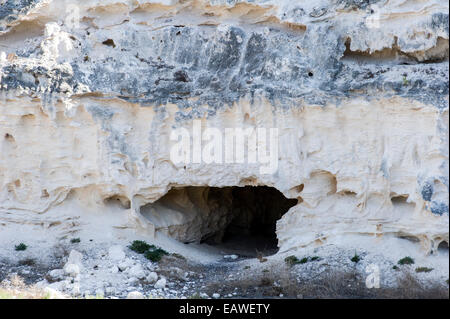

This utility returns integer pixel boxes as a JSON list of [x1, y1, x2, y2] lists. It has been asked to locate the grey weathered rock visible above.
[[154, 278, 167, 289], [0, 0, 448, 258]]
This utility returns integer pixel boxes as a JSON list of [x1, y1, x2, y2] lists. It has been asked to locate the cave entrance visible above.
[[140, 186, 298, 258]]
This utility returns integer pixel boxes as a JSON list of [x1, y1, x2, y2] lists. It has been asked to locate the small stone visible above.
[[109, 245, 126, 261], [47, 281, 65, 292], [64, 263, 80, 277], [72, 284, 81, 296], [110, 265, 119, 274], [44, 287, 66, 299], [146, 272, 158, 283], [95, 289, 105, 298], [127, 291, 144, 299], [48, 269, 65, 281], [154, 277, 166, 289], [118, 258, 133, 271], [127, 264, 146, 279], [105, 287, 116, 295], [66, 250, 83, 267], [35, 280, 48, 288], [212, 293, 220, 299]]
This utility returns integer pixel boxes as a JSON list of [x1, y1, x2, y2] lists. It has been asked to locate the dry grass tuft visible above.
[[0, 275, 49, 299]]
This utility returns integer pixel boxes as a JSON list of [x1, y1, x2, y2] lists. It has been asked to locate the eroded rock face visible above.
[[141, 186, 297, 243], [0, 0, 448, 254]]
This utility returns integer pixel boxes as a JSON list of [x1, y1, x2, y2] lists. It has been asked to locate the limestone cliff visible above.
[[0, 0, 448, 255]]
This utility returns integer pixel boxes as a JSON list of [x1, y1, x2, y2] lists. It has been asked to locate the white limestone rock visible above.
[[154, 278, 167, 289], [0, 0, 447, 270], [146, 272, 158, 284], [48, 269, 65, 281], [126, 291, 144, 299], [108, 246, 126, 262], [127, 264, 146, 279]]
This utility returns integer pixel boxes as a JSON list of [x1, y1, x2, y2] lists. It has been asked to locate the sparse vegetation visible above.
[[402, 75, 409, 86], [188, 293, 204, 299], [70, 238, 81, 244], [398, 256, 415, 265], [15, 243, 27, 251], [205, 266, 448, 299], [128, 240, 168, 262], [284, 255, 300, 266], [299, 257, 309, 264], [0, 276, 50, 299], [393, 265, 399, 270], [350, 253, 361, 263], [415, 267, 433, 273], [285, 255, 320, 266], [144, 248, 169, 262], [128, 240, 155, 254]]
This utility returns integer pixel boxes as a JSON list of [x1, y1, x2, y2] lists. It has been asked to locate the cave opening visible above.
[[140, 186, 298, 258]]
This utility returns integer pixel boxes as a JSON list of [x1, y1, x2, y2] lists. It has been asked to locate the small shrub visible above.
[[350, 253, 360, 263], [402, 76, 409, 86], [415, 267, 433, 273], [392, 265, 399, 270], [310, 256, 320, 261], [285, 255, 313, 265], [398, 257, 415, 265], [284, 256, 300, 266], [144, 248, 168, 262], [15, 243, 27, 251], [299, 257, 309, 264], [244, 266, 251, 270], [129, 240, 155, 254], [70, 238, 81, 244]]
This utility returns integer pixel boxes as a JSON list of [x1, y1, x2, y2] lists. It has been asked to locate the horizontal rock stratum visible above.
[[0, 0, 448, 257]]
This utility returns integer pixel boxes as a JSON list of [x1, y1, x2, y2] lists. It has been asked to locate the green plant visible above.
[[15, 243, 27, 251], [284, 255, 300, 266], [70, 238, 81, 244], [244, 265, 251, 270], [188, 293, 204, 299], [350, 253, 360, 263], [398, 257, 415, 265], [285, 255, 313, 265], [299, 257, 309, 264], [402, 75, 409, 86], [392, 265, 399, 270], [310, 256, 320, 261], [128, 240, 155, 254], [144, 248, 169, 262], [415, 267, 433, 273]]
